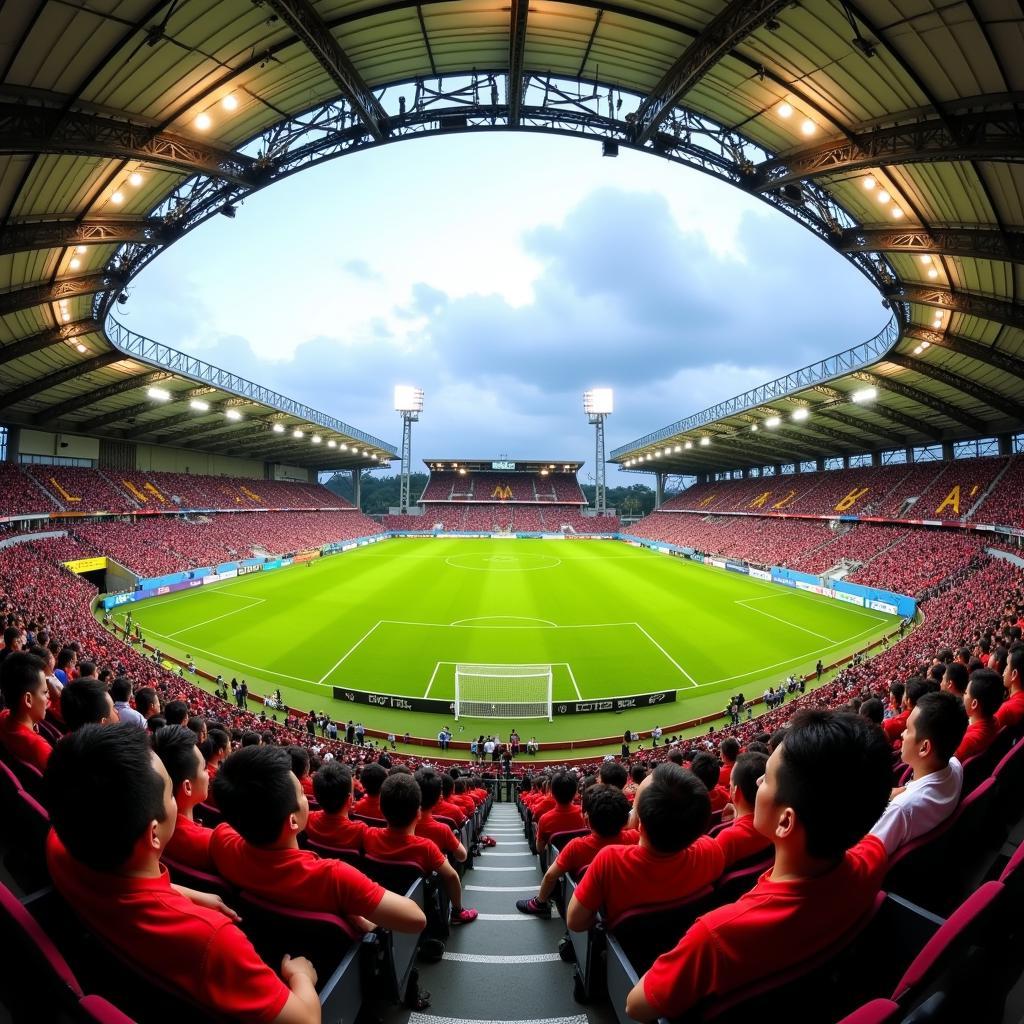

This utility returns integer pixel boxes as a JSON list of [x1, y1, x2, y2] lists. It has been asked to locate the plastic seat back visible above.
[[607, 886, 716, 974], [361, 855, 424, 894], [713, 856, 774, 906], [834, 999, 902, 1024], [351, 813, 387, 828], [162, 857, 234, 902], [305, 839, 364, 868], [76, 995, 137, 1023]]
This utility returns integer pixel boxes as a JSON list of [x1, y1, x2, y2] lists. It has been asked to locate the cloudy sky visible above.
[[126, 131, 887, 486]]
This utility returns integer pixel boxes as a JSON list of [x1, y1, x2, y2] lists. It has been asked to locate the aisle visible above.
[[400, 801, 617, 1024]]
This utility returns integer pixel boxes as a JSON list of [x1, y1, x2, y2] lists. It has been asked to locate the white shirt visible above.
[[870, 757, 963, 856], [114, 702, 146, 729]]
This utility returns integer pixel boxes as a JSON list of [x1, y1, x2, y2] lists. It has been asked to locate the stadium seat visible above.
[[539, 828, 588, 872], [75, 995, 137, 1024], [712, 856, 774, 905], [304, 839, 365, 869], [833, 999, 903, 1024], [161, 858, 234, 903]]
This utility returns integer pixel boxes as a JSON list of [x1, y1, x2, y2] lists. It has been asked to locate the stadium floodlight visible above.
[[700, 436, 710, 446], [765, 416, 781, 428], [327, 439, 337, 448], [225, 409, 242, 421], [792, 407, 809, 421], [189, 399, 210, 412], [293, 429, 304, 438], [584, 388, 613, 514], [851, 387, 877, 403], [684, 441, 693, 449], [147, 386, 171, 401], [394, 385, 424, 413], [395, 386, 424, 513], [583, 388, 614, 415], [272, 422, 285, 433], [312, 435, 322, 444]]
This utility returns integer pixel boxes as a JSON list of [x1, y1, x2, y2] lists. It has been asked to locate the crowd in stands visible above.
[[386, 504, 619, 533], [420, 470, 586, 505]]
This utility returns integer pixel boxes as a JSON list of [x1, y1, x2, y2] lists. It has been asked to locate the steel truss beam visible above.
[[902, 326, 1024, 379], [853, 371, 987, 434], [0, 352, 122, 410], [0, 103, 260, 184], [632, 0, 791, 146], [883, 352, 1024, 424], [753, 103, 1024, 191], [0, 320, 101, 367], [33, 371, 173, 425], [704, 432, 820, 467], [811, 383, 941, 441], [814, 408, 906, 447], [0, 272, 126, 315], [141, 405, 247, 444], [883, 284, 1024, 329], [74, 384, 217, 434], [262, 0, 388, 141], [840, 226, 1024, 266], [508, 0, 529, 128], [0, 219, 171, 257]]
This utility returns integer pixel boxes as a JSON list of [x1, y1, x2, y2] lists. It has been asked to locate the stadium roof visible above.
[[0, 1, 1021, 477]]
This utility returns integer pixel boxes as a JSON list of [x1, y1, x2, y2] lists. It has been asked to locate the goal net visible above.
[[454, 664, 553, 720]]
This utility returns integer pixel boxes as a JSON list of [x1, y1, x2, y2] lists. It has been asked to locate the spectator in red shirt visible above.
[[60, 678, 118, 731], [567, 763, 723, 931], [941, 661, 969, 698], [689, 752, 730, 812], [0, 651, 52, 771], [718, 738, 740, 788], [45, 723, 321, 1024], [289, 746, 315, 797], [626, 710, 893, 1021], [518, 783, 636, 917], [536, 771, 585, 851], [955, 668, 1004, 761], [598, 761, 628, 790], [997, 645, 1024, 731], [153, 724, 214, 870], [363, 773, 477, 925], [201, 726, 229, 783], [351, 763, 386, 820], [434, 772, 467, 825], [210, 746, 425, 934], [714, 751, 771, 869], [413, 767, 467, 863], [883, 677, 933, 745], [306, 761, 368, 850], [450, 777, 476, 818], [527, 775, 555, 819]]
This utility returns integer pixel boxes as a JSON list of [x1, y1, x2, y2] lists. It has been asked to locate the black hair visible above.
[[719, 737, 740, 762], [46, 723, 166, 871], [775, 710, 891, 862], [943, 662, 969, 696], [967, 668, 1004, 717], [768, 728, 787, 752], [629, 764, 646, 784], [152, 724, 201, 792], [689, 751, 720, 792], [2, 626, 21, 647], [1006, 644, 1024, 682], [241, 730, 261, 746], [441, 772, 454, 797], [380, 772, 421, 828], [745, 740, 770, 755], [164, 700, 189, 726], [598, 762, 628, 788], [667, 748, 684, 765], [0, 651, 46, 708], [889, 680, 906, 704], [147, 715, 166, 734], [731, 751, 767, 807], [77, 662, 97, 679], [186, 716, 207, 740], [201, 726, 230, 761], [905, 677, 935, 707], [359, 762, 387, 796], [313, 761, 353, 813], [582, 784, 630, 837], [213, 745, 300, 846], [414, 767, 442, 810], [550, 770, 577, 805], [858, 698, 885, 725], [109, 677, 132, 703], [60, 678, 111, 731], [928, 663, 946, 684], [636, 762, 710, 853], [288, 745, 311, 779], [912, 691, 968, 764], [135, 687, 158, 717]]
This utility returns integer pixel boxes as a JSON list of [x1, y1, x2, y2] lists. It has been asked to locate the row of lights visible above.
[[775, 101, 817, 137], [862, 175, 904, 219], [194, 93, 239, 133], [271, 422, 381, 459], [622, 388, 878, 466], [109, 171, 145, 207], [913, 309, 945, 354], [57, 293, 87, 352]]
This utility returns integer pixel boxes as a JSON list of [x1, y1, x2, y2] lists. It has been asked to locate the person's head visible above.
[[719, 737, 740, 764], [414, 767, 442, 811], [241, 730, 261, 747], [0, 652, 48, 723], [858, 698, 885, 725], [200, 726, 230, 766], [359, 762, 387, 796], [941, 661, 969, 697], [76, 662, 97, 681], [990, 646, 1009, 676], [598, 761, 627, 789], [582, 783, 630, 837], [1003, 645, 1024, 695], [888, 680, 906, 708], [901, 691, 969, 772], [634, 762, 710, 853], [379, 772, 421, 829], [965, 669, 1004, 720], [441, 772, 455, 798], [164, 700, 188, 726], [904, 676, 935, 710], [147, 715, 166, 735], [688, 751, 720, 792], [46, 723, 174, 871], [152, 724, 209, 811], [109, 677, 132, 704], [213, 745, 306, 846], [186, 716, 207, 743], [550, 770, 577, 806], [768, 728, 787, 752], [2, 626, 23, 652], [729, 752, 768, 813], [288, 745, 311, 781], [313, 761, 354, 814], [60, 678, 116, 730], [56, 648, 77, 673], [134, 687, 159, 719], [629, 764, 646, 785], [754, 710, 891, 863]]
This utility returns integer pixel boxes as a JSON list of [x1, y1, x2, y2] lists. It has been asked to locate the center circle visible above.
[[444, 552, 562, 572]]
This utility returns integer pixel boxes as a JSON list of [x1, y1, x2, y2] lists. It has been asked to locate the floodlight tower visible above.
[[583, 388, 613, 515], [394, 385, 424, 514]]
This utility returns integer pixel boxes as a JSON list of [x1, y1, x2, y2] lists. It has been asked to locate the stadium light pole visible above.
[[394, 386, 424, 514], [583, 388, 613, 515]]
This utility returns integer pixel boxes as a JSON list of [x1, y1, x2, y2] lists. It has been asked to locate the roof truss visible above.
[[0, 272, 126, 315], [902, 327, 1024, 380], [884, 285, 1024, 329], [507, 0, 529, 128], [32, 371, 174, 425], [0, 218, 171, 257], [840, 226, 1024, 267], [0, 320, 100, 366], [0, 351, 122, 409], [853, 371, 987, 434]]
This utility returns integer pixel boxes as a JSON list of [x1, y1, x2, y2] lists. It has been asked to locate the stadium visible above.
[[1, 2, 1024, 1024]]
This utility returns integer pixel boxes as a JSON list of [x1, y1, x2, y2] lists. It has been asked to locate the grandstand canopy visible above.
[[425, 460, 582, 474], [1, 0, 1022, 479]]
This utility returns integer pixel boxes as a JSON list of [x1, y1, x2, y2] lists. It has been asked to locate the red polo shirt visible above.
[[955, 716, 1000, 762], [537, 804, 586, 844], [363, 828, 445, 875], [451, 793, 476, 817], [352, 794, 383, 820], [709, 786, 730, 813], [433, 798, 466, 825], [996, 690, 1024, 731], [573, 837, 725, 927], [166, 814, 214, 871], [556, 828, 639, 877], [46, 832, 288, 1022], [415, 813, 461, 855], [0, 710, 51, 772], [883, 709, 910, 744], [306, 811, 368, 850], [718, 763, 733, 788], [641, 836, 887, 1019], [713, 815, 771, 870], [530, 795, 556, 821], [209, 824, 384, 917]]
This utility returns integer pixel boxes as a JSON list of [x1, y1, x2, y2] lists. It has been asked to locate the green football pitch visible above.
[[106, 538, 899, 743]]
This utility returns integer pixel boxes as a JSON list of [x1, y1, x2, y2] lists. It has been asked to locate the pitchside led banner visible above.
[[63, 556, 107, 574]]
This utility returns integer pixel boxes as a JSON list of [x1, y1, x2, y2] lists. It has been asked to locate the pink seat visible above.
[[834, 998, 902, 1024], [77, 995, 138, 1023]]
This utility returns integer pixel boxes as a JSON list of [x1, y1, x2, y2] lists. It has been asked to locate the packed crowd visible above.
[[421, 470, 586, 504], [385, 503, 619, 533]]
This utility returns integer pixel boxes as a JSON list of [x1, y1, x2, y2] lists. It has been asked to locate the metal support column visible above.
[[352, 468, 362, 510], [655, 472, 665, 509], [399, 412, 414, 513], [592, 414, 607, 514]]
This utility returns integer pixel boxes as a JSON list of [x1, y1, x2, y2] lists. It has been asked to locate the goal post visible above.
[[454, 663, 554, 720]]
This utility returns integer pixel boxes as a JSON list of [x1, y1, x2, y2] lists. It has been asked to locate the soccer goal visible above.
[[454, 663, 554, 720]]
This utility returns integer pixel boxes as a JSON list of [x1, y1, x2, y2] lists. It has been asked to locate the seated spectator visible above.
[[518, 784, 636, 917], [187, 716, 208, 745], [941, 661, 969, 698], [0, 651, 52, 770], [111, 676, 145, 728], [61, 678, 117, 731], [413, 768, 467, 863], [351, 763, 386, 819], [290, 745, 314, 796], [858, 698, 885, 726], [714, 752, 771, 869], [434, 772, 467, 824], [450, 777, 476, 818], [164, 700, 189, 726], [135, 686, 160, 721], [45, 724, 320, 1024], [0, 625, 23, 665], [536, 771, 585, 851], [210, 746, 425, 933], [870, 691, 967, 855], [955, 669, 1004, 761], [689, 752, 730, 812], [153, 724, 214, 870], [626, 711, 892, 1021], [598, 762, 628, 789], [996, 645, 1024, 731], [718, 738, 740, 787], [623, 764, 646, 801], [201, 726, 230, 782], [363, 773, 477, 925], [306, 761, 369, 850], [567, 763, 723, 931]]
